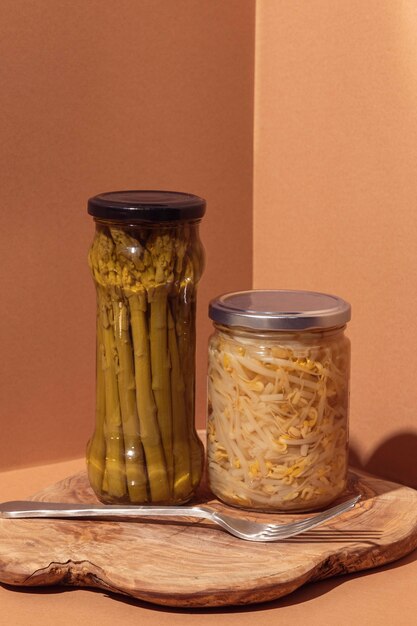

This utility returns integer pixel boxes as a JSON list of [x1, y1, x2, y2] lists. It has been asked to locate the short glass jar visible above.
[[86, 190, 205, 505], [207, 290, 351, 512]]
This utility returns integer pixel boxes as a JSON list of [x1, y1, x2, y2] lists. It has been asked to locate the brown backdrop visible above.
[[0, 0, 255, 469], [2, 1, 417, 489]]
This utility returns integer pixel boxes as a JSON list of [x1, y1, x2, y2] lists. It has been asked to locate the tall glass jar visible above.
[[207, 290, 351, 512], [86, 191, 205, 504]]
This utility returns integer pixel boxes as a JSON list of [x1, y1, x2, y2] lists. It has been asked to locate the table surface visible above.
[[1, 459, 416, 626]]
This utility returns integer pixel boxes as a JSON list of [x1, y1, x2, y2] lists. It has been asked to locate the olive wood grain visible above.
[[0, 468, 416, 607]]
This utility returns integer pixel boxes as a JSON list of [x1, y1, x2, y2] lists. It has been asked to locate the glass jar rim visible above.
[[209, 289, 351, 331]]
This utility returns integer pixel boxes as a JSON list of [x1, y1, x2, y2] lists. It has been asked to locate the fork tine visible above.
[[270, 496, 360, 534], [253, 495, 360, 540]]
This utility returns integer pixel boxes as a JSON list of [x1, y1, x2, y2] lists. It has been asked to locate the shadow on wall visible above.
[[349, 430, 417, 489]]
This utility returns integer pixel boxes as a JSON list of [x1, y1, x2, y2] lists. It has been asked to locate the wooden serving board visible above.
[[0, 468, 416, 607]]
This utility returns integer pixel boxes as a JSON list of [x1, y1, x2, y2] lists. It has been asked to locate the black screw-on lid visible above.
[[88, 190, 206, 222]]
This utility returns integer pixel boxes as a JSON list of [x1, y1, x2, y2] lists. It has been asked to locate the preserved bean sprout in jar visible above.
[[86, 191, 205, 505], [207, 290, 351, 512]]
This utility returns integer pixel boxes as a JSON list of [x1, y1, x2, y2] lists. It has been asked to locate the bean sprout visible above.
[[207, 329, 350, 511]]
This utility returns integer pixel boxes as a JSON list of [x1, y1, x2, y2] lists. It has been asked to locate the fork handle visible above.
[[0, 500, 211, 520]]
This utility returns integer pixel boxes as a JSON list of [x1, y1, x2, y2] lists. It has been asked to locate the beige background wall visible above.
[[0, 0, 255, 469], [254, 0, 417, 486]]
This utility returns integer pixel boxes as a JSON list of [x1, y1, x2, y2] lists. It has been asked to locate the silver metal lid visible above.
[[209, 290, 351, 331]]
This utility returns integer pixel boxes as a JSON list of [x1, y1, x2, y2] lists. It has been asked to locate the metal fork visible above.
[[0, 495, 360, 542]]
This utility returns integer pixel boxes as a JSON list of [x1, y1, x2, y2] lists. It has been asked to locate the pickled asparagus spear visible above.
[[112, 295, 148, 502], [186, 230, 205, 485], [97, 287, 126, 498], [86, 308, 106, 494], [175, 250, 204, 487], [129, 292, 170, 502], [89, 234, 128, 498], [148, 285, 173, 489], [168, 307, 192, 498]]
